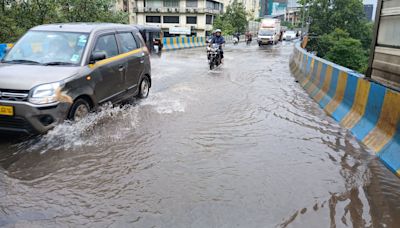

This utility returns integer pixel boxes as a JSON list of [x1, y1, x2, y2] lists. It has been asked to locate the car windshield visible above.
[[259, 30, 274, 36], [3, 31, 89, 65], [286, 31, 296, 35]]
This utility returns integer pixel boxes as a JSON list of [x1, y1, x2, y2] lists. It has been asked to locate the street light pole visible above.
[[301, 0, 306, 38]]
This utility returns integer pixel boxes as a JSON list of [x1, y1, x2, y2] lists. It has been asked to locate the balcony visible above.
[[134, 7, 222, 14]]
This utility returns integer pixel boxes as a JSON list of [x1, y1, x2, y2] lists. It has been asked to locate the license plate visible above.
[[0, 105, 14, 116]]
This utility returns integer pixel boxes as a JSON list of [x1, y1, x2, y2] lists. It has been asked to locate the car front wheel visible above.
[[68, 98, 90, 121]]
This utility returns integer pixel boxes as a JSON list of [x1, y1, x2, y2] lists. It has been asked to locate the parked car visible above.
[[283, 30, 297, 40], [134, 25, 163, 56], [0, 23, 151, 134]]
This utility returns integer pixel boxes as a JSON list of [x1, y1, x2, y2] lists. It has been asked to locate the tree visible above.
[[213, 16, 234, 35], [0, 0, 128, 43], [325, 37, 368, 73], [298, 0, 372, 73], [213, 0, 248, 34]]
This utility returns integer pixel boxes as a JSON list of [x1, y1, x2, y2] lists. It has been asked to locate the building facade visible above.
[[367, 0, 400, 89], [223, 0, 260, 19], [118, 0, 224, 37], [363, 0, 378, 20], [259, 0, 287, 18]]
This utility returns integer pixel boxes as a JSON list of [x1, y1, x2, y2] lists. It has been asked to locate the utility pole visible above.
[[301, 0, 306, 38]]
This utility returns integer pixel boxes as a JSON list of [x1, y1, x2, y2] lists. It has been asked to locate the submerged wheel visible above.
[[68, 98, 90, 121], [137, 76, 150, 98]]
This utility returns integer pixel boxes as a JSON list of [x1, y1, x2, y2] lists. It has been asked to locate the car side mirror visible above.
[[89, 52, 106, 64]]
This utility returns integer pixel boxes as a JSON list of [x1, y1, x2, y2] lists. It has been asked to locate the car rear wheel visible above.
[[137, 76, 150, 99], [68, 98, 90, 121]]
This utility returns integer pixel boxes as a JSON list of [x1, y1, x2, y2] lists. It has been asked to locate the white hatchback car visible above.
[[283, 31, 297, 41]]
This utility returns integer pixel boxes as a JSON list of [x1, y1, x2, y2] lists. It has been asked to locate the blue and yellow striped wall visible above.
[[0, 35, 242, 55], [0, 43, 13, 59], [162, 37, 206, 51], [0, 38, 205, 57], [290, 43, 400, 177]]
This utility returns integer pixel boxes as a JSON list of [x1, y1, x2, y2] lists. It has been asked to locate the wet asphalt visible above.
[[0, 41, 400, 227]]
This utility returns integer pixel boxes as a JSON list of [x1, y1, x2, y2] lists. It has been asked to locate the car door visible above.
[[116, 32, 144, 92], [90, 33, 125, 103]]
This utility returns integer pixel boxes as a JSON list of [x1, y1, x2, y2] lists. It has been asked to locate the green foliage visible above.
[[213, 0, 248, 34], [308, 28, 349, 57], [325, 37, 368, 73], [213, 16, 234, 35], [0, 0, 128, 43], [308, 28, 369, 73], [281, 21, 295, 30], [299, 0, 373, 73]]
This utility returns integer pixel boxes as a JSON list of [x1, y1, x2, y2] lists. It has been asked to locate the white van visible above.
[[258, 18, 281, 46]]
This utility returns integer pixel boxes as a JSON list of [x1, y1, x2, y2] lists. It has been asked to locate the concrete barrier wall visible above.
[[0, 35, 246, 55], [290, 42, 400, 177], [162, 35, 245, 51], [0, 44, 12, 59], [162, 37, 206, 51]]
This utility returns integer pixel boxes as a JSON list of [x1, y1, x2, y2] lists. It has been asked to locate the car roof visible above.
[[31, 23, 137, 33]]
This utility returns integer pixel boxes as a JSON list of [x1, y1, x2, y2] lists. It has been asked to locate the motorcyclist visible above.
[[234, 32, 240, 42], [210, 29, 225, 61]]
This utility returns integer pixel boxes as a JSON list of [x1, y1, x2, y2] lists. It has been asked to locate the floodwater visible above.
[[1, 42, 400, 228]]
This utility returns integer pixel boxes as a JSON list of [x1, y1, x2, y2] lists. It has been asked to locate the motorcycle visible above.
[[207, 43, 222, 70], [233, 37, 239, 45]]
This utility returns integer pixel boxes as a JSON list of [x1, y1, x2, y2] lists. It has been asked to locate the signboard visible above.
[[169, 27, 191, 35], [271, 3, 287, 16]]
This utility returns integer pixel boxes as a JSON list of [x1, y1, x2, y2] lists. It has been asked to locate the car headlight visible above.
[[29, 82, 61, 104]]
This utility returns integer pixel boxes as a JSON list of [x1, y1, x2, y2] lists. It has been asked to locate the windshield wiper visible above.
[[43, 62, 76, 66], [2, 59, 41, 65]]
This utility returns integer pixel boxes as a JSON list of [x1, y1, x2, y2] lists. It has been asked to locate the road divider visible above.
[[163, 37, 206, 51], [0, 35, 247, 56], [290, 42, 400, 177], [0, 43, 13, 59], [162, 35, 246, 51]]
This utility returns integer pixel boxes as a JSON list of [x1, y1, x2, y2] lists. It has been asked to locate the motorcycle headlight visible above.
[[29, 82, 61, 104]]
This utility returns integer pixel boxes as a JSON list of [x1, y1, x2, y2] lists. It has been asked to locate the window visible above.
[[146, 16, 161, 23], [122, 0, 129, 12], [186, 0, 198, 8], [93, 34, 119, 58], [206, 0, 220, 10], [377, 15, 400, 48], [186, 16, 197, 24], [117, 33, 138, 53], [4, 31, 89, 65], [163, 16, 179, 23], [163, 0, 179, 7], [206, 15, 213, 25], [145, 0, 163, 8]]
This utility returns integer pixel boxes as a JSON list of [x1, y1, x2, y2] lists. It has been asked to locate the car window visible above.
[[117, 32, 138, 54], [135, 33, 146, 48], [93, 34, 119, 58], [3, 31, 89, 65]]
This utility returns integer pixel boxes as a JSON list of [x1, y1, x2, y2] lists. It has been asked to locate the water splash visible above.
[[16, 103, 139, 154]]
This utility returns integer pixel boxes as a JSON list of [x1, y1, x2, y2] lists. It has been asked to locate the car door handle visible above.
[[118, 65, 125, 72]]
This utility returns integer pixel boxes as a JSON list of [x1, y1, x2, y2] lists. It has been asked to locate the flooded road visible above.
[[1, 42, 400, 227]]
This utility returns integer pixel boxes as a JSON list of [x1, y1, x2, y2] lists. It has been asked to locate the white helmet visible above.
[[215, 29, 222, 33]]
